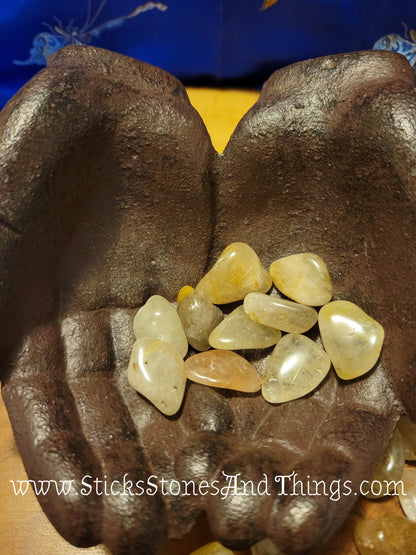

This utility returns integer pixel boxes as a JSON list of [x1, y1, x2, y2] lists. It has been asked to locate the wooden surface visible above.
[[0, 87, 406, 555]]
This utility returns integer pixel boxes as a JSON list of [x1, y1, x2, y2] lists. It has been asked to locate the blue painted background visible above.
[[1, 0, 415, 107]]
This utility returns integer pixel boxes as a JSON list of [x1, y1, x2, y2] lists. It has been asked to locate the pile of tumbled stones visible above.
[[127, 242, 384, 416]]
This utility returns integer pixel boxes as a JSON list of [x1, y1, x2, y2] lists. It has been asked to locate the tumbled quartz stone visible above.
[[363, 427, 405, 499], [262, 333, 331, 404], [209, 305, 281, 350], [177, 285, 195, 304], [127, 337, 186, 416], [185, 349, 262, 392], [251, 538, 283, 555], [190, 541, 234, 555], [244, 292, 318, 333], [195, 242, 272, 304], [269, 252, 332, 306], [354, 514, 416, 555], [398, 415, 416, 461], [133, 295, 188, 358], [399, 466, 416, 522], [177, 290, 223, 351], [318, 300, 384, 380]]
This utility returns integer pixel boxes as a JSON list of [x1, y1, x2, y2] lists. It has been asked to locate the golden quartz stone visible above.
[[133, 295, 188, 358], [209, 305, 281, 350], [127, 337, 187, 416], [244, 292, 318, 333], [185, 349, 262, 392], [269, 252, 332, 306], [318, 300, 384, 380], [190, 541, 234, 555], [195, 242, 272, 304], [262, 333, 331, 404], [354, 514, 416, 555]]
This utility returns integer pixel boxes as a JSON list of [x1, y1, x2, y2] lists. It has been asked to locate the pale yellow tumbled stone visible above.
[[190, 541, 234, 555], [133, 295, 188, 358], [262, 333, 331, 404], [398, 415, 416, 461], [250, 538, 285, 555], [354, 514, 416, 554], [209, 305, 281, 350], [318, 300, 384, 380], [363, 427, 405, 499], [195, 242, 272, 304], [177, 290, 223, 351], [399, 466, 416, 522], [270, 252, 332, 306], [127, 337, 186, 415], [185, 349, 262, 392], [244, 292, 318, 333], [251, 538, 284, 555]]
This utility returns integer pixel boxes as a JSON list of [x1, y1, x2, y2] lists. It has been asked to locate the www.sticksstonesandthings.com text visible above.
[[10, 471, 406, 501]]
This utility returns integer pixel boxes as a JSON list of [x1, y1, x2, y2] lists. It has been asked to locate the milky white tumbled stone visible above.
[[127, 337, 186, 415], [244, 292, 318, 333], [209, 305, 281, 350], [399, 466, 416, 522], [195, 242, 272, 304], [269, 252, 332, 306], [262, 333, 330, 404], [133, 295, 188, 358], [398, 416, 416, 461], [250, 538, 282, 555], [318, 300, 384, 380], [177, 290, 223, 351], [363, 427, 405, 498], [185, 349, 262, 392]]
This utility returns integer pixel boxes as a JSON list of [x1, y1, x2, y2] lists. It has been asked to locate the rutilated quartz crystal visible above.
[[195, 242, 272, 304], [262, 333, 331, 403], [126, 242, 385, 416], [270, 252, 332, 306]]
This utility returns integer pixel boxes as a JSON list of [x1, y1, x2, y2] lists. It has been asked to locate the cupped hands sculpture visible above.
[[0, 46, 415, 554]]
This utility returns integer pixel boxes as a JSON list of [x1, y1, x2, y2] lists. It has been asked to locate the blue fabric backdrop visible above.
[[1, 0, 416, 107]]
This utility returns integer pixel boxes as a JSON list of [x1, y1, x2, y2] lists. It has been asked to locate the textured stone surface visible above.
[[0, 46, 415, 555]]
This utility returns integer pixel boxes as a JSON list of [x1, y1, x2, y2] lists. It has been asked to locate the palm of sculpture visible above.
[[0, 46, 415, 554]]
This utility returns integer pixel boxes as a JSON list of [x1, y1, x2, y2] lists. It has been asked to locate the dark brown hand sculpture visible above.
[[0, 45, 415, 554]]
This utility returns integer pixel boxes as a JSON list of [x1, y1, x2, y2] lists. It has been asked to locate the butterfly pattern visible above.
[[14, 0, 167, 66], [373, 27, 416, 69]]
